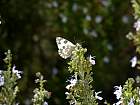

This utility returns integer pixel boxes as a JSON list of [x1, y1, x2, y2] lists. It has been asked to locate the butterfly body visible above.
[[56, 37, 75, 59]]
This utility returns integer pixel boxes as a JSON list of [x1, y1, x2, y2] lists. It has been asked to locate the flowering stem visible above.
[[66, 44, 97, 105], [0, 50, 19, 105], [32, 72, 50, 105]]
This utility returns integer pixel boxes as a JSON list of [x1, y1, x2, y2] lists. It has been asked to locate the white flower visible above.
[[24, 98, 31, 105], [83, 28, 88, 34], [134, 19, 140, 31], [52, 1, 58, 8], [90, 30, 98, 37], [89, 55, 95, 65], [12, 65, 23, 79], [65, 92, 69, 95], [107, 44, 113, 51], [122, 15, 129, 24], [72, 3, 78, 12], [59, 14, 67, 23], [85, 15, 91, 21], [128, 98, 134, 105], [114, 85, 122, 100], [101, 0, 110, 7], [0, 75, 4, 86], [83, 7, 88, 14], [66, 76, 77, 90], [95, 91, 103, 100], [43, 101, 48, 105], [0, 70, 3, 74], [103, 56, 109, 64], [52, 67, 58, 76], [130, 56, 137, 68], [95, 15, 103, 23], [113, 100, 123, 105]]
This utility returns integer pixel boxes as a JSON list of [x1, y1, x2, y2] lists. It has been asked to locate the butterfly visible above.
[[56, 37, 76, 59]]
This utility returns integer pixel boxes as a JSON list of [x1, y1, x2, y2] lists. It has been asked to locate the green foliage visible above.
[[0, 0, 134, 104], [120, 78, 140, 105], [32, 72, 50, 105], [65, 44, 97, 105], [122, 78, 135, 104], [127, 0, 140, 69], [115, 0, 140, 105], [0, 50, 19, 105], [132, 0, 140, 19], [0, 50, 50, 105], [132, 0, 140, 51]]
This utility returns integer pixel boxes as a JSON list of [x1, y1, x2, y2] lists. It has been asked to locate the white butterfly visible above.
[[56, 37, 75, 59]]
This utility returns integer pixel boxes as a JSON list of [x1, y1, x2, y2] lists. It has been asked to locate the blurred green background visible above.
[[0, 0, 135, 104]]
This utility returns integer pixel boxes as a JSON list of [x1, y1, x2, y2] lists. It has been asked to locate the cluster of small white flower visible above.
[[114, 85, 122, 100], [65, 75, 77, 90], [130, 56, 137, 68], [12, 65, 23, 79], [95, 91, 103, 100], [0, 71, 4, 86], [134, 19, 140, 31], [65, 75, 77, 105], [113, 86, 135, 105], [128, 98, 134, 105], [113, 85, 123, 105], [0, 65, 22, 87], [43, 101, 48, 105], [113, 51, 138, 105], [59, 13, 68, 23], [65, 59, 103, 103], [46, 1, 58, 8], [89, 55, 96, 65]]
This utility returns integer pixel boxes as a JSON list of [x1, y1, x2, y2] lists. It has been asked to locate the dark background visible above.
[[0, 0, 136, 104]]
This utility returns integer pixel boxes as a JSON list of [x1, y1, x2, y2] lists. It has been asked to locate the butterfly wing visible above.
[[56, 37, 75, 59]]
